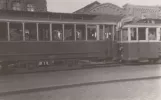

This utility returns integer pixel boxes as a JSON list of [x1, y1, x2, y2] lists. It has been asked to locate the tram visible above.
[[0, 10, 121, 70], [117, 18, 161, 62]]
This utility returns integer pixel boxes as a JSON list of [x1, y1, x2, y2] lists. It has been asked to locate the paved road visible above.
[[1, 73, 161, 100], [0, 64, 161, 93]]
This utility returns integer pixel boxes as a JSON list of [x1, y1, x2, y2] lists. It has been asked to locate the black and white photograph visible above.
[[0, 0, 161, 100]]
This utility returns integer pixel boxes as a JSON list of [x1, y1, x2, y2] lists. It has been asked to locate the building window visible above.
[[12, 1, 21, 11], [27, 4, 35, 12], [0, 0, 5, 9]]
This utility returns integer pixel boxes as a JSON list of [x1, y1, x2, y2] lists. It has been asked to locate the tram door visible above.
[[129, 27, 140, 60], [113, 30, 121, 60], [147, 27, 159, 58], [104, 25, 114, 58], [138, 27, 149, 59]]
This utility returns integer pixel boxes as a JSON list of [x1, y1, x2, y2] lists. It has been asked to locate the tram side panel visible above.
[[148, 42, 160, 59], [126, 42, 139, 61], [112, 41, 119, 60], [138, 42, 149, 60], [122, 42, 160, 61], [158, 42, 161, 57], [121, 43, 129, 61], [0, 41, 109, 61]]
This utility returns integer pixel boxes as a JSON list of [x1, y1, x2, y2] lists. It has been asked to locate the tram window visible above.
[[118, 31, 121, 41], [104, 25, 112, 40], [122, 28, 128, 41], [0, 22, 7, 41], [24, 23, 37, 41], [87, 25, 97, 40], [52, 24, 63, 41], [99, 25, 104, 40], [64, 24, 75, 40], [138, 28, 146, 40], [39, 24, 50, 41], [114, 25, 117, 41], [148, 28, 157, 40], [10, 22, 23, 41], [76, 25, 86, 40], [130, 28, 137, 40], [160, 29, 161, 41]]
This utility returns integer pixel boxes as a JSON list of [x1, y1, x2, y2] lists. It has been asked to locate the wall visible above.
[[0, 0, 47, 12]]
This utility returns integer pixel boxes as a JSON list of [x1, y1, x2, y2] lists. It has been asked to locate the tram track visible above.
[[0, 75, 161, 96], [0, 61, 161, 76], [0, 62, 121, 76]]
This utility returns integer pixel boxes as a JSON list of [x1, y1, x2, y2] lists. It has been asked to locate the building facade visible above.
[[74, 1, 125, 16], [0, 0, 47, 12], [123, 4, 161, 19], [74, 1, 161, 19]]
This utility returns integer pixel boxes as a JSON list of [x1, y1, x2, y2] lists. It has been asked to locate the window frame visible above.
[[138, 27, 147, 42], [12, 1, 21, 11], [129, 27, 138, 42], [121, 28, 129, 42], [148, 27, 158, 42], [0, 19, 116, 42], [27, 4, 35, 12]]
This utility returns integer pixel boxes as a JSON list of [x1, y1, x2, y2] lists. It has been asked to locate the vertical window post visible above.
[[157, 28, 160, 41], [96, 25, 99, 40], [128, 27, 131, 42], [146, 28, 148, 41], [7, 22, 10, 41], [36, 23, 39, 41], [62, 24, 65, 41], [112, 25, 115, 41], [22, 22, 25, 41], [136, 27, 138, 41], [50, 23, 52, 41], [103, 25, 105, 40], [160, 28, 161, 41], [120, 29, 122, 42], [74, 24, 76, 41], [85, 24, 88, 40]]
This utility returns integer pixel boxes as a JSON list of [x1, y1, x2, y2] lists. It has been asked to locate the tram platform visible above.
[[0, 64, 161, 94]]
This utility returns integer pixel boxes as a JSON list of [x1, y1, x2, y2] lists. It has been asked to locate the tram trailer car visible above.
[[0, 10, 121, 69], [117, 19, 161, 63]]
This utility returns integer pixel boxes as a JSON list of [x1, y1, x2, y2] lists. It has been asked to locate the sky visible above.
[[47, 0, 161, 13]]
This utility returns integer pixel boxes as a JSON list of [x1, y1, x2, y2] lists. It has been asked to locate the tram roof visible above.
[[0, 10, 122, 23], [124, 18, 161, 25]]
